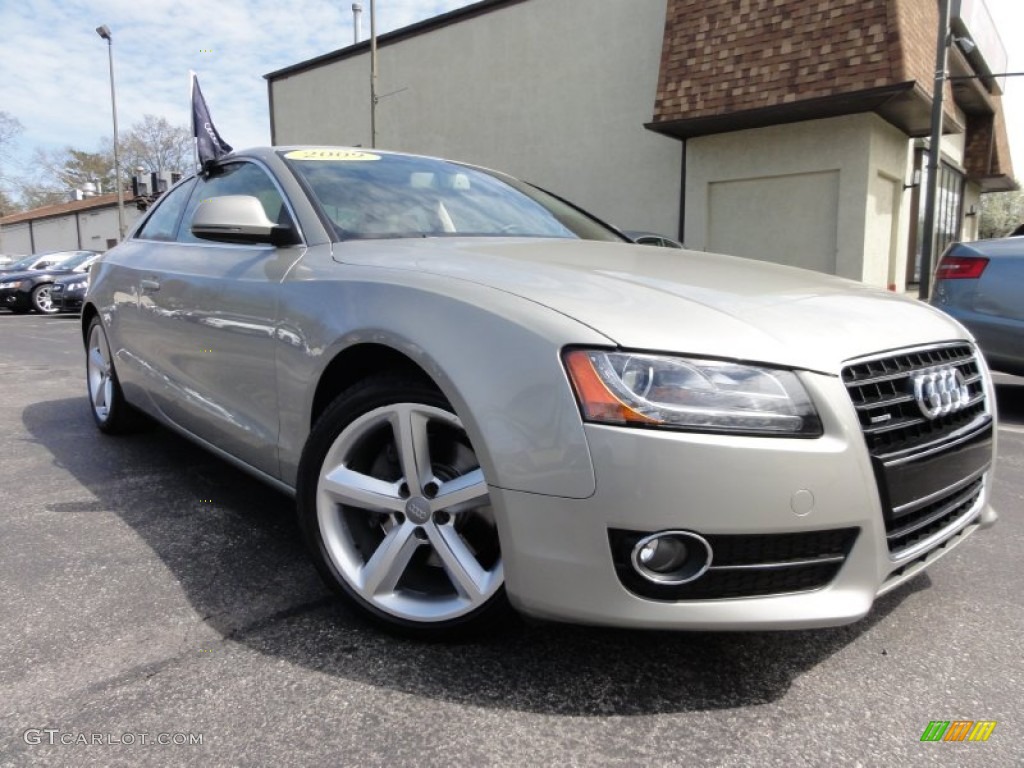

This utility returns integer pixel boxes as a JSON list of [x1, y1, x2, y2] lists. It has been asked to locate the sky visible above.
[[0, 0, 477, 180], [1, 0, 1022, 184]]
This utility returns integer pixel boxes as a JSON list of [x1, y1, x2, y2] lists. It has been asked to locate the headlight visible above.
[[68, 280, 87, 291], [564, 350, 822, 436], [0, 280, 22, 289]]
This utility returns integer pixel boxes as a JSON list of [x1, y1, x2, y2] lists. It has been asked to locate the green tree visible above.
[[31, 146, 117, 193], [979, 189, 1024, 239]]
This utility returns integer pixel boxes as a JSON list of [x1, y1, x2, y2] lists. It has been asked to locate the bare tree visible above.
[[0, 111, 22, 165], [114, 115, 193, 175], [0, 187, 20, 217], [0, 111, 24, 213], [12, 181, 67, 211]]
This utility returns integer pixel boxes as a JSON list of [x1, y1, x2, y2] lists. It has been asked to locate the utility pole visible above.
[[918, 0, 951, 300], [96, 24, 126, 240], [370, 0, 378, 148]]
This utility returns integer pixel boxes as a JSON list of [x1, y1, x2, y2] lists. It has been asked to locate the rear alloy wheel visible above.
[[298, 376, 507, 637], [31, 283, 59, 314], [86, 316, 139, 434]]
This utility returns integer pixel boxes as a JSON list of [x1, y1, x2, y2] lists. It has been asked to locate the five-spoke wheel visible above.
[[298, 376, 506, 636], [32, 283, 59, 314], [86, 316, 137, 433]]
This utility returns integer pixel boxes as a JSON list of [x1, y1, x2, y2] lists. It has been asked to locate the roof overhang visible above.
[[646, 82, 963, 140]]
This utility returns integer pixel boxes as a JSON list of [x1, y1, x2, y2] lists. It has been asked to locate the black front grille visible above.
[[609, 528, 859, 601], [842, 343, 987, 458], [886, 477, 983, 554], [842, 343, 992, 557]]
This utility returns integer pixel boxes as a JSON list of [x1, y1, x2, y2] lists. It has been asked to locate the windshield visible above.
[[56, 251, 97, 270], [8, 254, 41, 270], [280, 149, 625, 243]]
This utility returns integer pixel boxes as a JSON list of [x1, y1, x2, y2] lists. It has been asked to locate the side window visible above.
[[135, 179, 197, 242], [179, 162, 291, 244]]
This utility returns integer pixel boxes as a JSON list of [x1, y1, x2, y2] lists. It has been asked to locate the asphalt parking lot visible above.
[[1, 312, 1021, 767]]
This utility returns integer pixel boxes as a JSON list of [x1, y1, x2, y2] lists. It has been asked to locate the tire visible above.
[[31, 283, 59, 314], [297, 374, 509, 638], [86, 316, 141, 434]]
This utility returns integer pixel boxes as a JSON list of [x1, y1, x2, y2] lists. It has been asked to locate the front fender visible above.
[[275, 266, 612, 499]]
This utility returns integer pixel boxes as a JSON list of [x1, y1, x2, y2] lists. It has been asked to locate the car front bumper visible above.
[[0, 286, 29, 309], [493, 366, 998, 630], [53, 289, 86, 312]]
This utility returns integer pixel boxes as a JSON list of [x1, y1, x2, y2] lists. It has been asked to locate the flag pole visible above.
[[189, 70, 200, 172]]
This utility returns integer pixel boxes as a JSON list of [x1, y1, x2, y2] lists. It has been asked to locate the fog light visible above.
[[631, 531, 712, 585], [638, 537, 687, 572]]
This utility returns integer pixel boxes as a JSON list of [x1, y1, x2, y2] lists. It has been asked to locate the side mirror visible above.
[[191, 195, 297, 246]]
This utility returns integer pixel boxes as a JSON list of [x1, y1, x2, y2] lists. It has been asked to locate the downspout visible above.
[[76, 211, 82, 249], [29, 219, 35, 253], [267, 78, 277, 145], [677, 139, 686, 245]]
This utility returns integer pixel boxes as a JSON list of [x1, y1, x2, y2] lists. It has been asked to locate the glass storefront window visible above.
[[908, 149, 965, 284]]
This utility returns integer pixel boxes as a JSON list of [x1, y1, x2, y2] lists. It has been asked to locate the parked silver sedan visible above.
[[930, 237, 1024, 376], [83, 147, 998, 637]]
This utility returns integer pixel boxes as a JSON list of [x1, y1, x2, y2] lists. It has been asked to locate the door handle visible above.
[[140, 279, 161, 293]]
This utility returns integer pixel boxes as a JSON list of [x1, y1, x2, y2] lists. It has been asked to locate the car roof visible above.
[[228, 146, 503, 176]]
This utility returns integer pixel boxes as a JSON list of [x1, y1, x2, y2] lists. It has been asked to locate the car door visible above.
[[101, 178, 198, 406], [133, 161, 304, 477]]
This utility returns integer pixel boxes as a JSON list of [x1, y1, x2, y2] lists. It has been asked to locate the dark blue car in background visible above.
[[930, 236, 1024, 376]]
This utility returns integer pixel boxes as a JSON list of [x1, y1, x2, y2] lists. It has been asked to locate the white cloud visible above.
[[1, 0, 475, 173], [4, 0, 1021, 181]]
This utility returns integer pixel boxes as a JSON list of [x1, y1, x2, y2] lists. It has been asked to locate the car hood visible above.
[[0, 267, 73, 281], [337, 238, 969, 375], [52, 272, 88, 284]]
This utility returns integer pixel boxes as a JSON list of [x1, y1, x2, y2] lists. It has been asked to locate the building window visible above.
[[907, 149, 965, 284]]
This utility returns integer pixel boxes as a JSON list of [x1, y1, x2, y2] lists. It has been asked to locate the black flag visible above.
[[191, 73, 233, 166]]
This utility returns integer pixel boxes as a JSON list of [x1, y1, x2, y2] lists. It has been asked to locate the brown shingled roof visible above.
[[0, 192, 137, 226]]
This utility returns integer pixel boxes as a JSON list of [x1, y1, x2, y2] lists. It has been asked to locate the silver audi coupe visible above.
[[82, 147, 999, 636]]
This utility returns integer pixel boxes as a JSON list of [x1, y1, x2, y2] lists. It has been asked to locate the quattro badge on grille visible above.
[[912, 366, 970, 419]]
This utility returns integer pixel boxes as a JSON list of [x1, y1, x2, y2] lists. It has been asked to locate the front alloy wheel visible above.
[[32, 283, 59, 314], [298, 376, 506, 636]]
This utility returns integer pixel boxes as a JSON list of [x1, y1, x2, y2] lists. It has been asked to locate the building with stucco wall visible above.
[[265, 0, 1015, 290], [0, 193, 142, 256]]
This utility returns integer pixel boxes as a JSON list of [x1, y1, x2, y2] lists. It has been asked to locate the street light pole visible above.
[[370, 0, 378, 148], [918, 0, 951, 301], [96, 24, 126, 241]]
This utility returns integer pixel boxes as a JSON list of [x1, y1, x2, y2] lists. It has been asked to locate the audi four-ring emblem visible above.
[[912, 366, 970, 419]]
